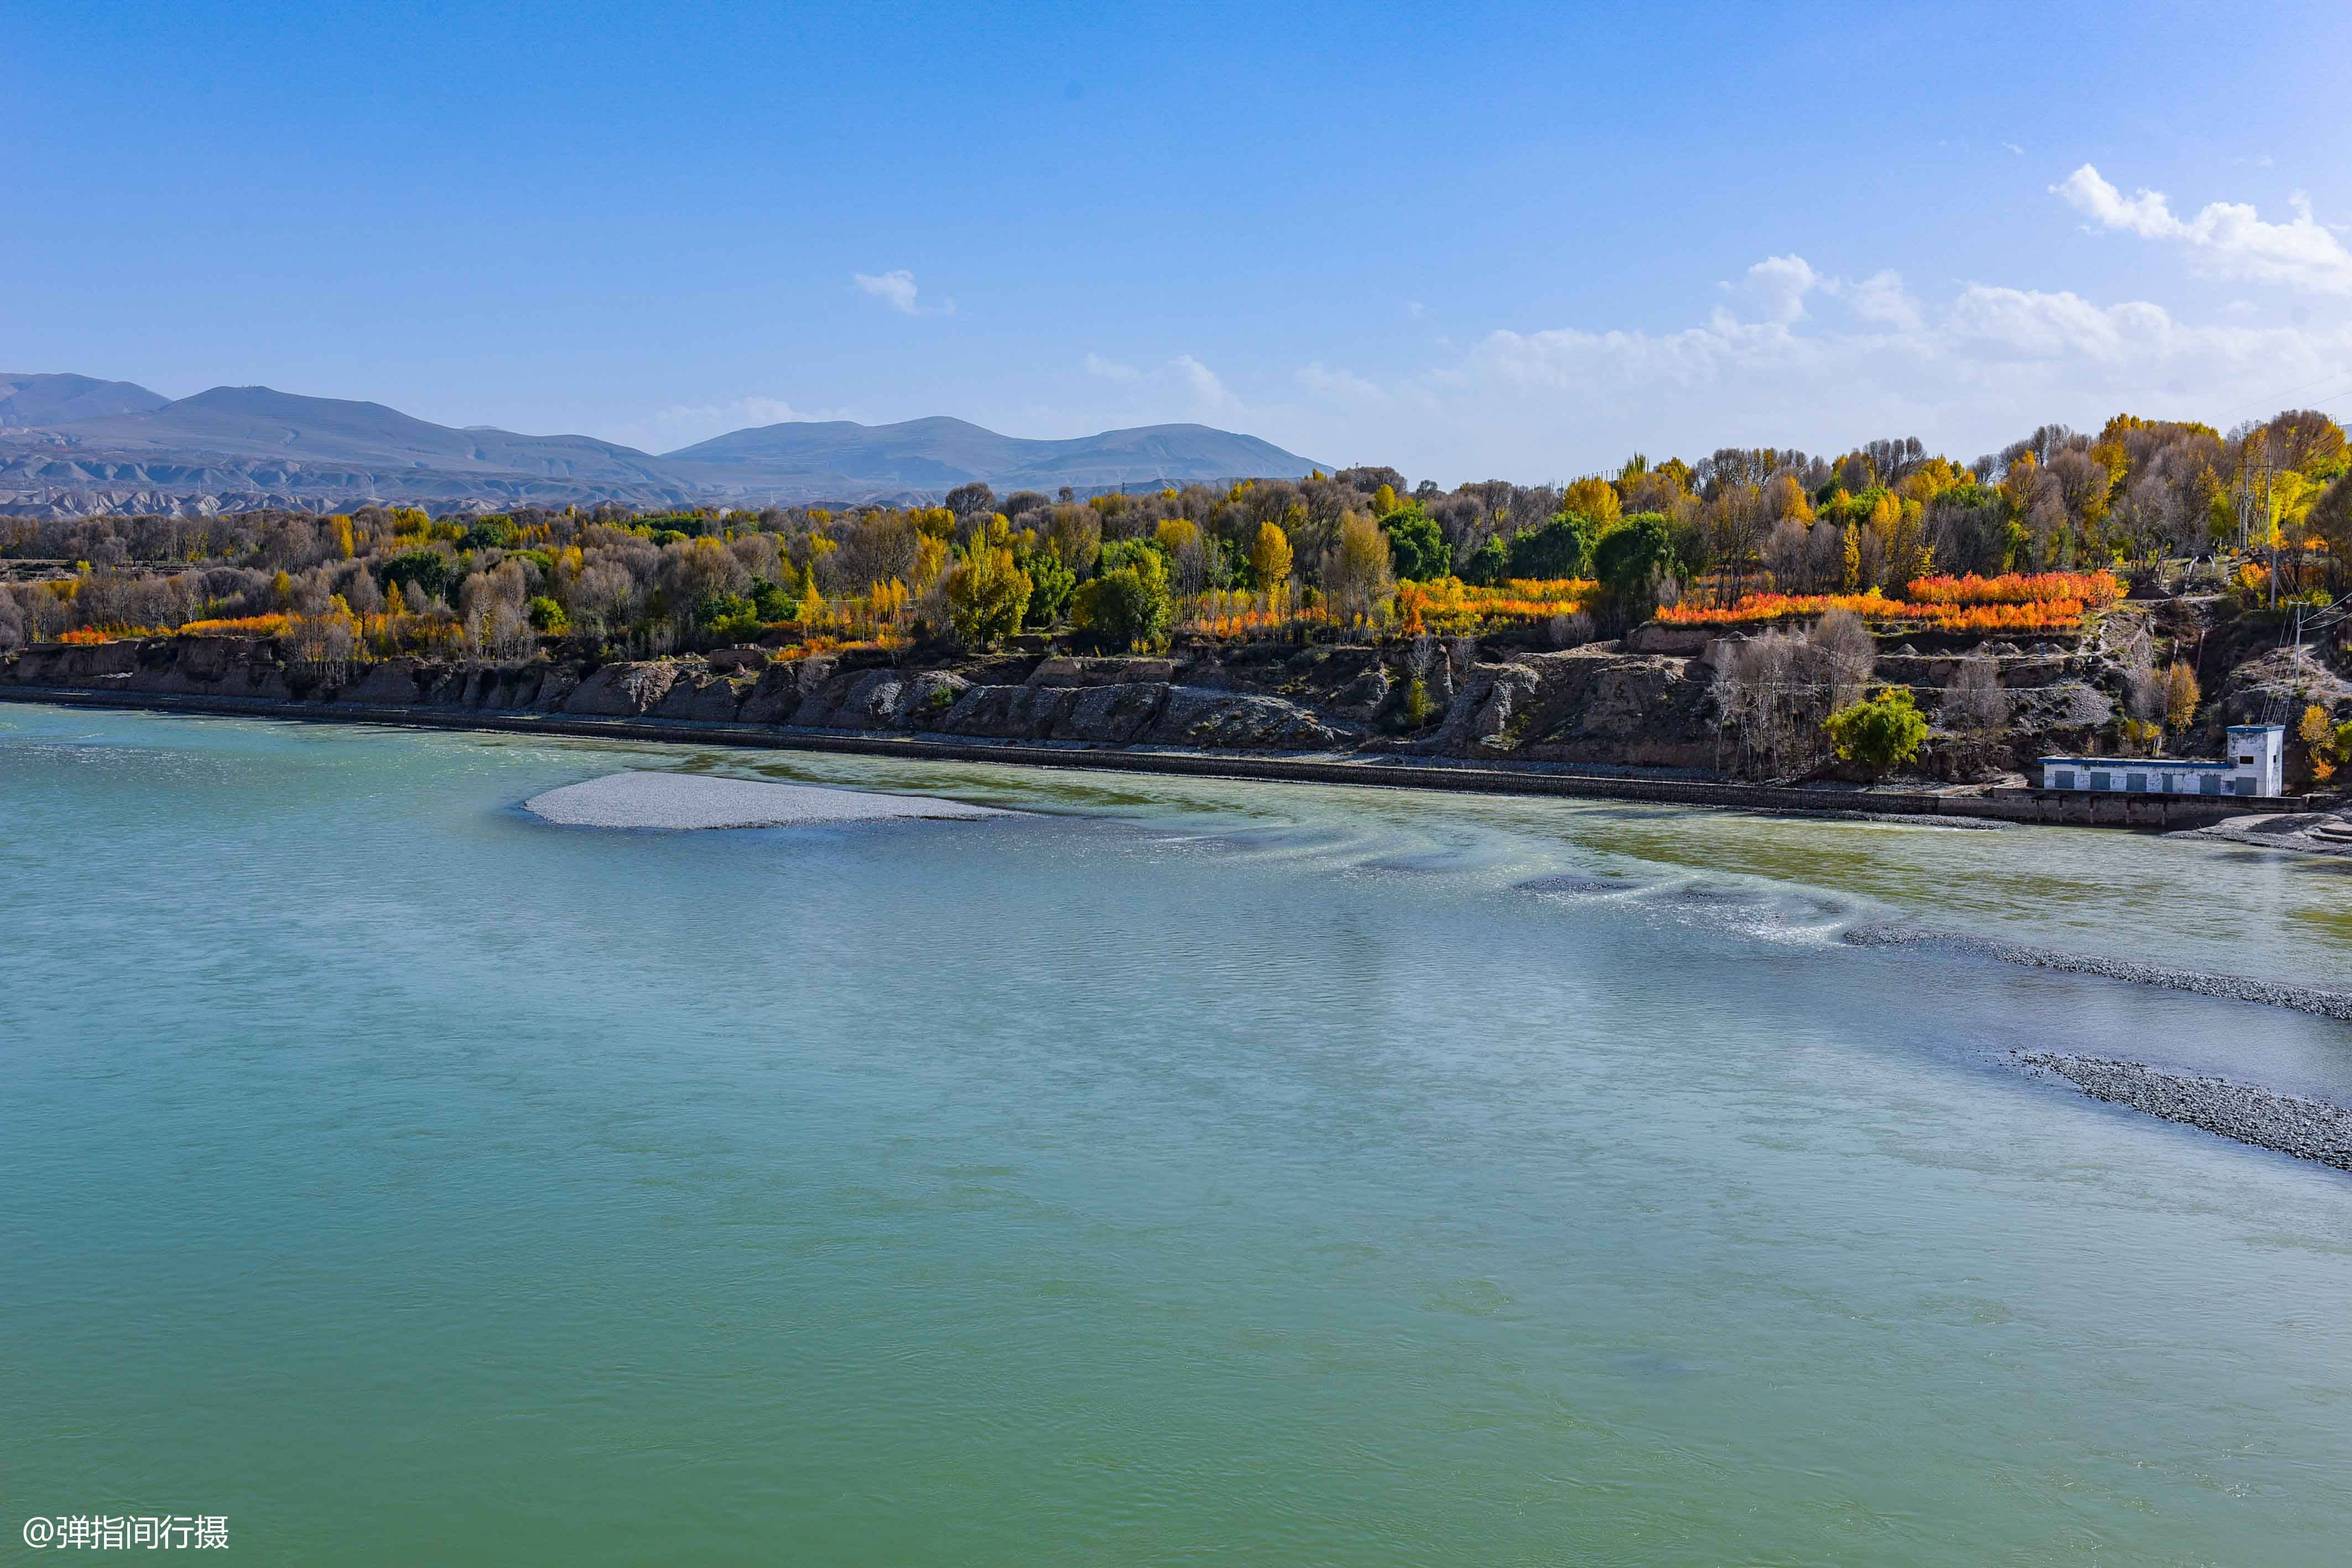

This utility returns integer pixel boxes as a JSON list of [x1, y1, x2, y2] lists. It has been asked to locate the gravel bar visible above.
[[2023, 1054, 2352, 1171], [1843, 924, 2352, 1022]]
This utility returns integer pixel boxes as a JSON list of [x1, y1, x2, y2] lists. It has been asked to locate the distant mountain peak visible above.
[[0, 374, 1328, 517], [664, 413, 1324, 492], [0, 372, 170, 427]]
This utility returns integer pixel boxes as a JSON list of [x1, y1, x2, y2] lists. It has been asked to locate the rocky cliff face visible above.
[[0, 637, 1372, 753], [7, 623, 2320, 783], [1411, 649, 1720, 768]]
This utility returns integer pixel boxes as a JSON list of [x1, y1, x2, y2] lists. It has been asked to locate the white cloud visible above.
[[1172, 353, 1241, 416], [1274, 251, 2352, 483], [1084, 352, 1140, 381], [2003, 142, 2025, 157], [2053, 165, 2352, 295], [1840, 269, 1925, 331], [853, 268, 955, 316], [1736, 254, 1820, 323]]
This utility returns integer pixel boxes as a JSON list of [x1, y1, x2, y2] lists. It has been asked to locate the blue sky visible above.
[[13, 1, 2352, 481]]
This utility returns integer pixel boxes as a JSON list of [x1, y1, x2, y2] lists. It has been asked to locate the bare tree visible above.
[[944, 482, 997, 520], [2109, 619, 2164, 722], [1713, 610, 1875, 779], [1944, 652, 2008, 732], [1810, 608, 1875, 710], [1763, 516, 1813, 591]]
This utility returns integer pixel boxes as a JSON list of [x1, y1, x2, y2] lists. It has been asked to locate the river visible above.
[[4, 702, 2349, 1566]]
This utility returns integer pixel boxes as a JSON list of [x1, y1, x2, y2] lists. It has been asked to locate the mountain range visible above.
[[0, 374, 1325, 519]]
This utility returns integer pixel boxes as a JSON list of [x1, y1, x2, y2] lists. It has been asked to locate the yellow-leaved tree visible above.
[[944, 533, 1032, 648], [1323, 512, 1396, 628], [1563, 476, 1623, 530], [1250, 521, 1293, 606]]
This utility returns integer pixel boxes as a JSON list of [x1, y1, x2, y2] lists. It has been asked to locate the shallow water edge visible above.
[[0, 681, 2285, 830]]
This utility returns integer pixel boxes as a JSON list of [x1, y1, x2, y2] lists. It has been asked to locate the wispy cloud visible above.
[[1080, 351, 1242, 417], [1173, 353, 1239, 415], [2053, 165, 2352, 295], [853, 268, 955, 316]]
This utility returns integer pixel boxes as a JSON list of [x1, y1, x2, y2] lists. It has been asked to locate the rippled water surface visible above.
[[5, 704, 2351, 1566]]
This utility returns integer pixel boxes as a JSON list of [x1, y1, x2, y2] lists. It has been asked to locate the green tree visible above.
[[1020, 545, 1076, 628], [1507, 512, 1599, 579], [459, 517, 519, 552], [1824, 686, 1929, 778], [1074, 543, 1173, 650], [750, 579, 800, 622], [525, 595, 568, 633], [1461, 535, 1510, 586], [1378, 504, 1448, 581], [1592, 512, 1680, 619], [378, 549, 453, 604]]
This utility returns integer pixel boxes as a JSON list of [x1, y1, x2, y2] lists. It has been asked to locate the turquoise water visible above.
[[5, 703, 2351, 1566]]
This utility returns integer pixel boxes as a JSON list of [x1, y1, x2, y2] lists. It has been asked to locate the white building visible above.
[[2039, 725, 2285, 798]]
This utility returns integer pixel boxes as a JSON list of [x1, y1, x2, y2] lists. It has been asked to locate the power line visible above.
[[2216, 368, 2352, 426]]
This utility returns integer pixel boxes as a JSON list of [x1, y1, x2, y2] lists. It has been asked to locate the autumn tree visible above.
[[1249, 520, 1293, 600], [942, 524, 1033, 647], [2162, 663, 2200, 732], [1048, 504, 1103, 577], [1560, 476, 1622, 530], [2263, 410, 2346, 476], [2307, 473, 2352, 592], [1323, 512, 1396, 627]]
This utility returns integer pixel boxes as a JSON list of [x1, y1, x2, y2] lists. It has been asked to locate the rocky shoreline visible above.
[[2022, 1054, 2352, 1173], [1844, 924, 2352, 1021], [2184, 809, 2352, 858]]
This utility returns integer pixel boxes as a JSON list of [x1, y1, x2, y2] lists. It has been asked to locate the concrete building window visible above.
[[2052, 769, 2074, 790], [2202, 775, 2221, 794], [2089, 772, 2112, 790], [2126, 772, 2147, 792]]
